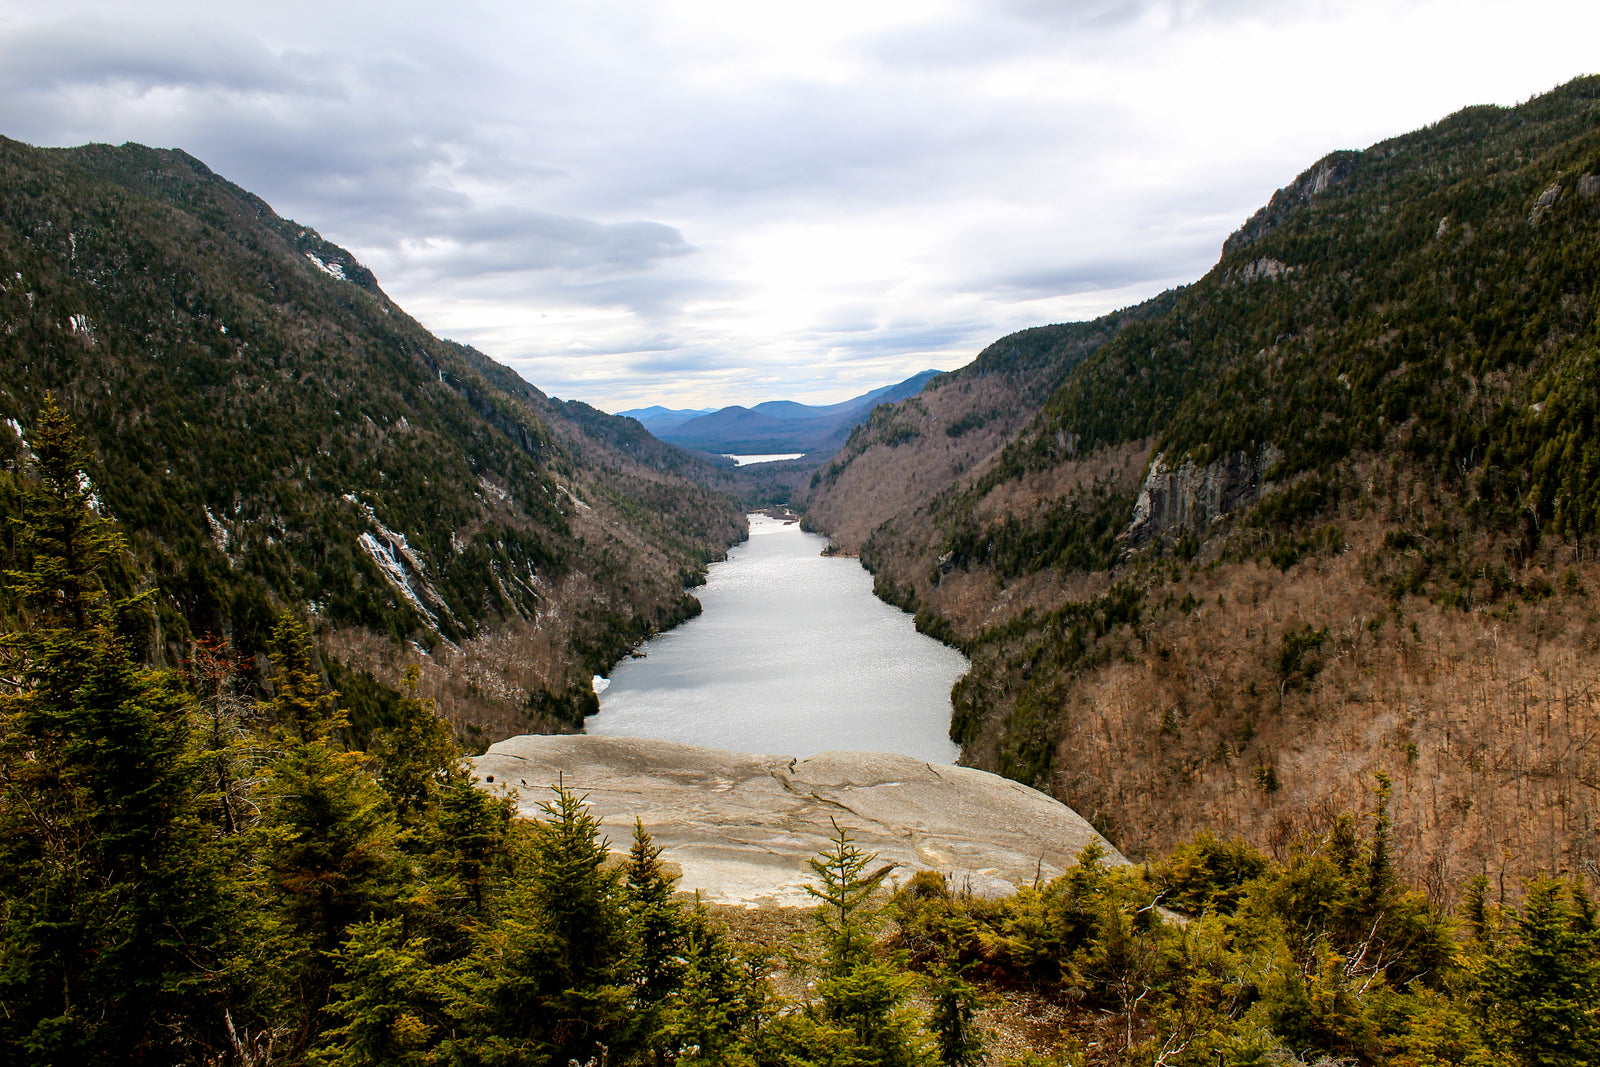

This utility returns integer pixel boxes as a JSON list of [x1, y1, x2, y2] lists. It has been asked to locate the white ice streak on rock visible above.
[[204, 506, 232, 556], [304, 252, 348, 281], [345, 494, 458, 631], [477, 475, 509, 502], [358, 531, 439, 625], [4, 418, 30, 458]]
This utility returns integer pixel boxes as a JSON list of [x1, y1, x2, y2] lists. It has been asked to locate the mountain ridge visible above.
[[0, 135, 746, 742], [626, 369, 941, 454], [804, 75, 1600, 887]]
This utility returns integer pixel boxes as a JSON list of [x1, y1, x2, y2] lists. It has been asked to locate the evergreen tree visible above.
[[924, 961, 987, 1067], [372, 664, 460, 830], [0, 398, 238, 1063], [428, 770, 515, 920], [450, 784, 638, 1067], [310, 918, 446, 1067], [255, 614, 401, 1050], [655, 904, 770, 1066], [803, 823, 933, 1067], [1473, 878, 1600, 1067], [626, 818, 690, 1007], [264, 611, 340, 742]]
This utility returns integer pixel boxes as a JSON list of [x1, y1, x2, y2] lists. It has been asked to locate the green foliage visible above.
[[652, 904, 770, 1065], [885, 792, 1567, 1066], [830, 79, 1600, 801], [1276, 624, 1329, 690], [0, 402, 239, 1063], [258, 720, 402, 969], [941, 477, 1134, 582], [1150, 832, 1270, 916], [3, 460, 1596, 1067], [925, 961, 989, 1067], [265, 611, 342, 741], [448, 785, 639, 1067], [798, 823, 935, 1067], [0, 137, 743, 728], [310, 919, 445, 1067], [951, 581, 1144, 782], [371, 665, 459, 828], [1469, 878, 1600, 1067]]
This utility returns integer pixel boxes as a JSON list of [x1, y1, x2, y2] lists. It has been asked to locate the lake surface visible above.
[[722, 453, 806, 465], [589, 514, 967, 762]]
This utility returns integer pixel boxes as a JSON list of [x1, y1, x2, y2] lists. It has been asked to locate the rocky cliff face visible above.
[[1124, 445, 1283, 544], [1220, 150, 1358, 256]]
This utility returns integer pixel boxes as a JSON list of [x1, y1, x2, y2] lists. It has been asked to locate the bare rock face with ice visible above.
[[470, 735, 1124, 907]]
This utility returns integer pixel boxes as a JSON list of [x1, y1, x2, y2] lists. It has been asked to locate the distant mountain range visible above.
[[618, 370, 941, 455], [611, 405, 716, 432]]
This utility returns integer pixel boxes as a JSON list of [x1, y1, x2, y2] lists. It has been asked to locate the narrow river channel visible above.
[[588, 513, 967, 762]]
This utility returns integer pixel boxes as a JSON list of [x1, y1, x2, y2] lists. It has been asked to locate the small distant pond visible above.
[[589, 513, 966, 762], [722, 453, 807, 465]]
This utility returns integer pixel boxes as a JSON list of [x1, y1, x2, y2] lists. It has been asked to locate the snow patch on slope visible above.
[[204, 506, 232, 557], [4, 418, 29, 457], [344, 494, 459, 632], [304, 252, 349, 281]]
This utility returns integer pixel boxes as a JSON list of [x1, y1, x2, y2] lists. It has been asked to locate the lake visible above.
[[589, 513, 967, 762]]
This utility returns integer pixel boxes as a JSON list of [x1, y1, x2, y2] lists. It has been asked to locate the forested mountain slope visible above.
[[806, 76, 1600, 887], [0, 136, 745, 742]]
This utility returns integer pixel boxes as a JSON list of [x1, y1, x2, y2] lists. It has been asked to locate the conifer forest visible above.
[[3, 72, 1600, 1067]]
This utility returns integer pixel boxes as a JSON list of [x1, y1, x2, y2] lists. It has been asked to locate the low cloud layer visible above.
[[3, 1, 1596, 409]]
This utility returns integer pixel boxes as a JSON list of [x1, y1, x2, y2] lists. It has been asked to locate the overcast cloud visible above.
[[2, 0, 1595, 410]]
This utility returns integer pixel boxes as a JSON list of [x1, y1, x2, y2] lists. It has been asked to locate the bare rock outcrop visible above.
[[1222, 151, 1359, 256], [1125, 445, 1282, 545], [471, 735, 1124, 907], [1529, 180, 1563, 225], [1227, 257, 1295, 285]]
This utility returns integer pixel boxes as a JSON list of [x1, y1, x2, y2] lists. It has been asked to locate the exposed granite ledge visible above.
[[470, 735, 1124, 908]]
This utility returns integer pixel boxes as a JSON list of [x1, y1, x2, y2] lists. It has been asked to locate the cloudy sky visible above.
[[1, 1, 1595, 411]]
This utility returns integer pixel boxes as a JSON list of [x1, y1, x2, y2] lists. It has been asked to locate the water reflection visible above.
[[590, 513, 966, 762]]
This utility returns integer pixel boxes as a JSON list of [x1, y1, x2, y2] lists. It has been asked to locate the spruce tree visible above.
[[925, 961, 988, 1067], [372, 664, 459, 830], [804, 822, 933, 1067], [0, 397, 237, 1063], [255, 611, 401, 1050], [310, 918, 445, 1067], [264, 611, 340, 742], [429, 770, 515, 919], [626, 818, 690, 1011], [1473, 878, 1600, 1067], [451, 784, 638, 1067], [655, 904, 770, 1065]]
